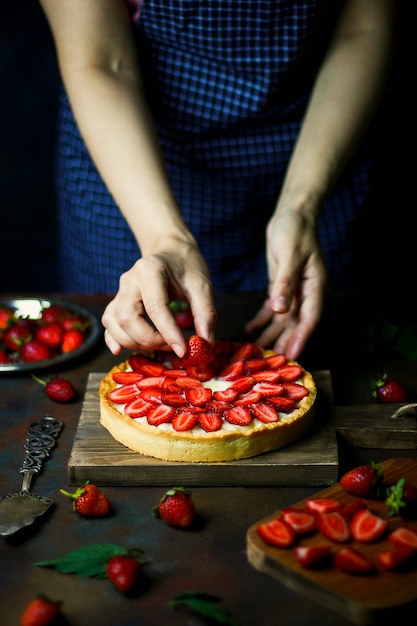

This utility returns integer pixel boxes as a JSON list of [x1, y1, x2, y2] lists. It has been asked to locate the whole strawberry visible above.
[[35, 322, 64, 350], [169, 300, 194, 329], [372, 374, 408, 404], [62, 328, 85, 353], [153, 486, 196, 528], [106, 554, 143, 592], [21, 340, 52, 362], [184, 335, 214, 367], [340, 462, 383, 497], [21, 595, 61, 626], [32, 374, 76, 403], [60, 481, 111, 517]]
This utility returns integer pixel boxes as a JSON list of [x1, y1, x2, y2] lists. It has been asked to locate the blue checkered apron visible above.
[[56, 0, 373, 293]]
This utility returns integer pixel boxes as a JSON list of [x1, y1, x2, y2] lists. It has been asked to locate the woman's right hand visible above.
[[101, 238, 217, 358]]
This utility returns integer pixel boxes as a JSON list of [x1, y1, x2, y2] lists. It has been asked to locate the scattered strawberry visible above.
[[334, 547, 374, 574], [350, 508, 388, 543], [61, 328, 85, 353], [60, 481, 111, 517], [377, 547, 415, 571], [153, 487, 196, 528], [21, 340, 52, 362], [32, 374, 76, 403], [315, 510, 351, 543], [183, 335, 214, 367], [385, 478, 417, 518], [340, 462, 383, 498], [257, 517, 295, 548], [372, 373, 408, 403], [294, 545, 332, 568], [21, 595, 62, 626], [106, 554, 143, 592]]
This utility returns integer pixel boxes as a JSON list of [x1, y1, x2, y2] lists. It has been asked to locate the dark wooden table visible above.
[[1, 293, 416, 626]]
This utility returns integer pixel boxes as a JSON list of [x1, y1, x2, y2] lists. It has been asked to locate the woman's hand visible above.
[[245, 208, 327, 360], [101, 239, 217, 358]]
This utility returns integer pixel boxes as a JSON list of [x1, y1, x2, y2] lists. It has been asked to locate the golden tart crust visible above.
[[99, 348, 317, 463]]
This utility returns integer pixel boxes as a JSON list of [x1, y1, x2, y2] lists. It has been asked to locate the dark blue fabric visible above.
[[56, 0, 373, 294]]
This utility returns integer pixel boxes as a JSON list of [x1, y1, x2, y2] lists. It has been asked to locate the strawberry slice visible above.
[[175, 376, 203, 390], [264, 354, 287, 369], [109, 384, 141, 404], [277, 365, 303, 382], [124, 396, 153, 418], [172, 411, 198, 432], [185, 387, 213, 407], [234, 391, 262, 405], [377, 547, 415, 571], [341, 499, 367, 520], [350, 508, 388, 543], [197, 412, 223, 432], [112, 371, 144, 384], [388, 526, 417, 550], [136, 376, 166, 389], [305, 498, 342, 514], [146, 404, 176, 426], [224, 405, 252, 426], [206, 399, 229, 414], [139, 388, 162, 405], [162, 377, 182, 392], [281, 382, 309, 400], [257, 518, 295, 548], [243, 358, 268, 373], [213, 387, 239, 402], [128, 353, 155, 370], [269, 396, 296, 413], [252, 370, 281, 383], [160, 392, 188, 407], [316, 510, 351, 543], [219, 360, 244, 380], [294, 545, 332, 568], [282, 508, 316, 535], [186, 364, 216, 382], [334, 547, 374, 574], [231, 342, 262, 362], [250, 402, 279, 423], [253, 381, 284, 398], [229, 376, 255, 393], [164, 368, 187, 378], [137, 363, 167, 377]]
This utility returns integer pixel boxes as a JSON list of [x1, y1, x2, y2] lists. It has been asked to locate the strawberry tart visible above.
[[99, 336, 317, 463]]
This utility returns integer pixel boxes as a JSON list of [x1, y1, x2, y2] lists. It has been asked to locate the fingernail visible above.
[[272, 296, 289, 312], [172, 343, 185, 358]]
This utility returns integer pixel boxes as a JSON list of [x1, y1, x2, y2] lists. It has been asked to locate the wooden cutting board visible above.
[[67, 371, 338, 486], [247, 458, 417, 625]]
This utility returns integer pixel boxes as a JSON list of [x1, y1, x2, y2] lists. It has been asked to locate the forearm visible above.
[[276, 0, 395, 218]]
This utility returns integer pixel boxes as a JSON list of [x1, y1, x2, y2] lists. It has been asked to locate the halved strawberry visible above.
[[281, 508, 316, 535], [257, 517, 295, 548], [112, 371, 144, 384], [264, 354, 287, 369], [269, 396, 296, 413], [234, 391, 262, 405], [146, 404, 176, 426], [377, 547, 415, 571], [294, 545, 332, 568], [305, 498, 342, 514], [109, 384, 141, 404], [197, 412, 223, 432], [252, 370, 281, 383], [136, 376, 166, 389], [316, 510, 351, 543], [124, 396, 153, 417], [350, 508, 388, 543], [224, 405, 252, 426], [277, 365, 303, 382], [334, 547, 374, 574], [213, 387, 238, 402], [388, 526, 417, 550], [253, 381, 284, 398], [185, 387, 213, 407], [281, 382, 309, 400], [172, 411, 198, 432], [219, 360, 244, 380], [160, 392, 188, 407], [250, 402, 279, 423], [229, 376, 255, 393]]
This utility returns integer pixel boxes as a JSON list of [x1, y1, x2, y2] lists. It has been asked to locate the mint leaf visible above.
[[35, 544, 129, 578], [170, 591, 238, 625]]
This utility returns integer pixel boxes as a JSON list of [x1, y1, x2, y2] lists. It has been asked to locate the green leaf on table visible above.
[[170, 591, 238, 625], [35, 544, 129, 578]]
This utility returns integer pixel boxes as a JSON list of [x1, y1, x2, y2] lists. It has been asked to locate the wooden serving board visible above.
[[247, 458, 417, 626], [67, 371, 338, 487]]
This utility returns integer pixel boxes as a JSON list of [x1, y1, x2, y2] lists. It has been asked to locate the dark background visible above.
[[1, 3, 415, 320]]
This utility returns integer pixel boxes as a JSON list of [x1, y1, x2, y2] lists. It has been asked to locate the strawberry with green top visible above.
[[153, 486, 196, 528], [340, 462, 383, 498], [372, 373, 408, 404], [183, 335, 214, 367], [21, 595, 62, 626], [106, 554, 143, 592], [60, 482, 111, 517]]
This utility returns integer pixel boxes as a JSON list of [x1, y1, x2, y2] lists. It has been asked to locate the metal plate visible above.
[[0, 297, 101, 373]]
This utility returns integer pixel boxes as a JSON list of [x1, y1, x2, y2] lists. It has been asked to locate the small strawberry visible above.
[[153, 486, 196, 528], [21, 340, 52, 362], [21, 595, 61, 626], [339, 462, 383, 498], [60, 481, 111, 517], [169, 300, 194, 329], [61, 328, 85, 353], [183, 335, 214, 367], [32, 374, 77, 403], [106, 554, 143, 592], [371, 373, 408, 403], [385, 478, 417, 518]]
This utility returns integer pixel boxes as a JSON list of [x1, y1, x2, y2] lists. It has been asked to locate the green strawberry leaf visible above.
[[35, 544, 129, 578], [170, 591, 238, 625]]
